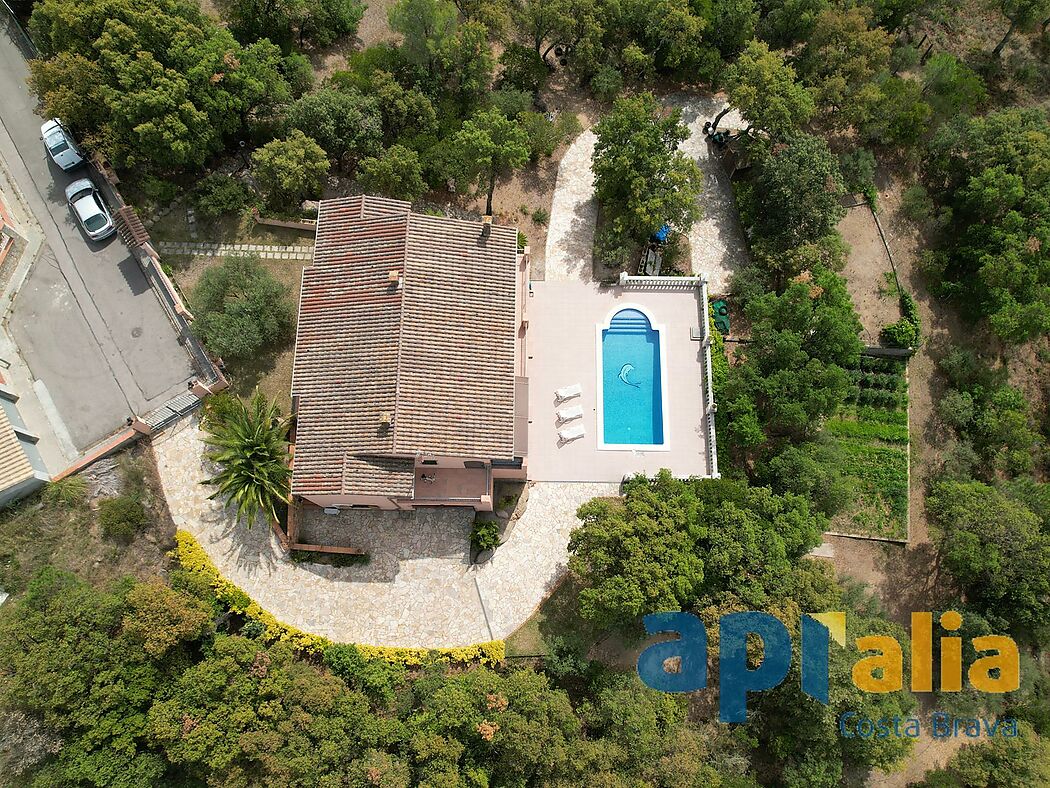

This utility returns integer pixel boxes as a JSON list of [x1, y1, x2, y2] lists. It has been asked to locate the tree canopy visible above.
[[568, 473, 826, 631], [723, 40, 814, 138], [591, 92, 702, 241], [923, 109, 1050, 343], [28, 0, 290, 172]]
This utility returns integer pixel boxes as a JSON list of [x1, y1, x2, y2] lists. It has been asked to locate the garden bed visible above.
[[826, 356, 910, 541]]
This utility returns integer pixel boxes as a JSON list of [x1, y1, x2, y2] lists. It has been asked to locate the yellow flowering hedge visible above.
[[174, 530, 505, 666]]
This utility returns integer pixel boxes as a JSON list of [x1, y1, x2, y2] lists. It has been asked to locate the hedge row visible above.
[[174, 531, 506, 666]]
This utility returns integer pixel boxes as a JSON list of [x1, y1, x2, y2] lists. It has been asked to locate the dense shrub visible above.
[[98, 495, 148, 541], [471, 518, 501, 551], [194, 174, 254, 221], [190, 255, 294, 362], [590, 65, 624, 102], [498, 44, 549, 93], [880, 292, 921, 348]]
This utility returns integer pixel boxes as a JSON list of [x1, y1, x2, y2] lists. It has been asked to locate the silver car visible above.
[[64, 178, 116, 241], [40, 118, 84, 170]]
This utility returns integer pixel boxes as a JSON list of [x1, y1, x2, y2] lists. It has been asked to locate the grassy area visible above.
[[149, 206, 312, 248], [156, 208, 311, 412], [0, 450, 173, 597], [826, 356, 910, 541], [505, 576, 641, 668], [505, 577, 600, 657]]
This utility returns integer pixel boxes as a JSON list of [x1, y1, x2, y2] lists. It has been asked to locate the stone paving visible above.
[[544, 129, 598, 282], [156, 241, 314, 260], [542, 96, 748, 293], [151, 415, 617, 647]]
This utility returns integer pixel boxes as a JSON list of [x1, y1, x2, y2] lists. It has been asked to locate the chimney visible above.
[[379, 411, 392, 425], [481, 215, 492, 238], [388, 270, 402, 290]]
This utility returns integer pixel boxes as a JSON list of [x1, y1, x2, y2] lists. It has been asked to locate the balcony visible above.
[[412, 464, 491, 503]]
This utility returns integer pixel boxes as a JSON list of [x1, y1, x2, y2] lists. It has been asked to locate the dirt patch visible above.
[[838, 204, 901, 344], [0, 447, 175, 596]]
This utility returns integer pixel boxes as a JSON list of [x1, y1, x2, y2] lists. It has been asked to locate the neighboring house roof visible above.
[[291, 195, 519, 498], [0, 407, 36, 493]]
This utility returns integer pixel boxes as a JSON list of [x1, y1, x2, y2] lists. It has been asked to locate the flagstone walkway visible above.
[[542, 95, 748, 293], [156, 241, 314, 260], [151, 416, 616, 648]]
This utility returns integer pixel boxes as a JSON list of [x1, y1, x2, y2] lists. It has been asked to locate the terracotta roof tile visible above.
[[291, 195, 518, 498]]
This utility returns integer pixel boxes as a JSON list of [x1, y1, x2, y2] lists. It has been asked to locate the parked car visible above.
[[40, 119, 84, 170], [64, 179, 116, 241]]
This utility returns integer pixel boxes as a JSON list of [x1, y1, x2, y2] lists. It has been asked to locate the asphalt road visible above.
[[0, 27, 194, 451]]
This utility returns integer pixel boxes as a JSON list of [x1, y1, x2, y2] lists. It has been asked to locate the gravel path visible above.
[[152, 416, 615, 648], [543, 95, 748, 293]]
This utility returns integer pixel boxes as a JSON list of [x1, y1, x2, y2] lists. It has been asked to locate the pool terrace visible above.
[[526, 276, 718, 483]]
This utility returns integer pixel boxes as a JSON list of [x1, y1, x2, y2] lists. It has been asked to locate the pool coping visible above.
[[593, 302, 672, 452]]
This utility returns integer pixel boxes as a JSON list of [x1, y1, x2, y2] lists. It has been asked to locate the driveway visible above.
[[0, 29, 194, 452], [152, 417, 617, 648]]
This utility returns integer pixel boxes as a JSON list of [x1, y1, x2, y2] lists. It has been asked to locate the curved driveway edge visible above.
[[542, 95, 748, 293], [152, 416, 616, 648]]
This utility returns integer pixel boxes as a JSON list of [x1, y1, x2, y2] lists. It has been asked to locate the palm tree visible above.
[[202, 391, 292, 527]]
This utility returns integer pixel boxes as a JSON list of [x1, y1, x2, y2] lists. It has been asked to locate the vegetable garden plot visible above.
[[826, 356, 910, 541]]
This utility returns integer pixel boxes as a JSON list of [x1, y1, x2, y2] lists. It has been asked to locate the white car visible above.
[[64, 179, 115, 241], [40, 118, 84, 170]]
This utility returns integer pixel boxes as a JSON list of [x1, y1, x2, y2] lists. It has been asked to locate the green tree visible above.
[[218, 0, 365, 48], [284, 88, 382, 169], [0, 570, 174, 785], [29, 0, 289, 172], [715, 40, 814, 138], [388, 0, 495, 107], [918, 723, 1050, 786], [751, 599, 917, 783], [568, 473, 825, 631], [922, 53, 986, 119], [368, 70, 438, 144], [251, 129, 329, 209], [924, 109, 1050, 342], [796, 7, 892, 129], [148, 636, 379, 781], [707, 0, 758, 58], [452, 107, 530, 215], [862, 76, 932, 147], [746, 133, 846, 249], [991, 0, 1050, 55], [927, 480, 1050, 636], [190, 254, 295, 362], [122, 580, 213, 658], [202, 391, 292, 527], [591, 92, 702, 240], [358, 145, 428, 201]]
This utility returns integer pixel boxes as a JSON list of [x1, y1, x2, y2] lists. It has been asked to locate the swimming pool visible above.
[[597, 307, 668, 448]]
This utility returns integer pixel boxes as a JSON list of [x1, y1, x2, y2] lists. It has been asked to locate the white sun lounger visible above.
[[555, 383, 582, 402], [558, 424, 585, 442], [556, 405, 583, 422]]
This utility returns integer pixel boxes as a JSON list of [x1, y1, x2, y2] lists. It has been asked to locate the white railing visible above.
[[618, 272, 720, 478]]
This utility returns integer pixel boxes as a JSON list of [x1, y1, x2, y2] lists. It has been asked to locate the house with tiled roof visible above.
[[290, 195, 529, 513]]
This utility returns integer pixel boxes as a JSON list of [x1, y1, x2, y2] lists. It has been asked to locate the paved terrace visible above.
[[153, 416, 616, 647], [526, 279, 714, 482]]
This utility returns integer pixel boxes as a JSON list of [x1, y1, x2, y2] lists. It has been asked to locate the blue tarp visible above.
[[652, 224, 671, 243]]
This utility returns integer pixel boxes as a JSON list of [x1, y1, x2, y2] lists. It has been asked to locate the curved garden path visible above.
[[543, 95, 747, 293], [152, 416, 615, 648]]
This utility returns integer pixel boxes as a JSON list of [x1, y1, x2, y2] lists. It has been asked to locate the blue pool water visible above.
[[601, 308, 665, 446]]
